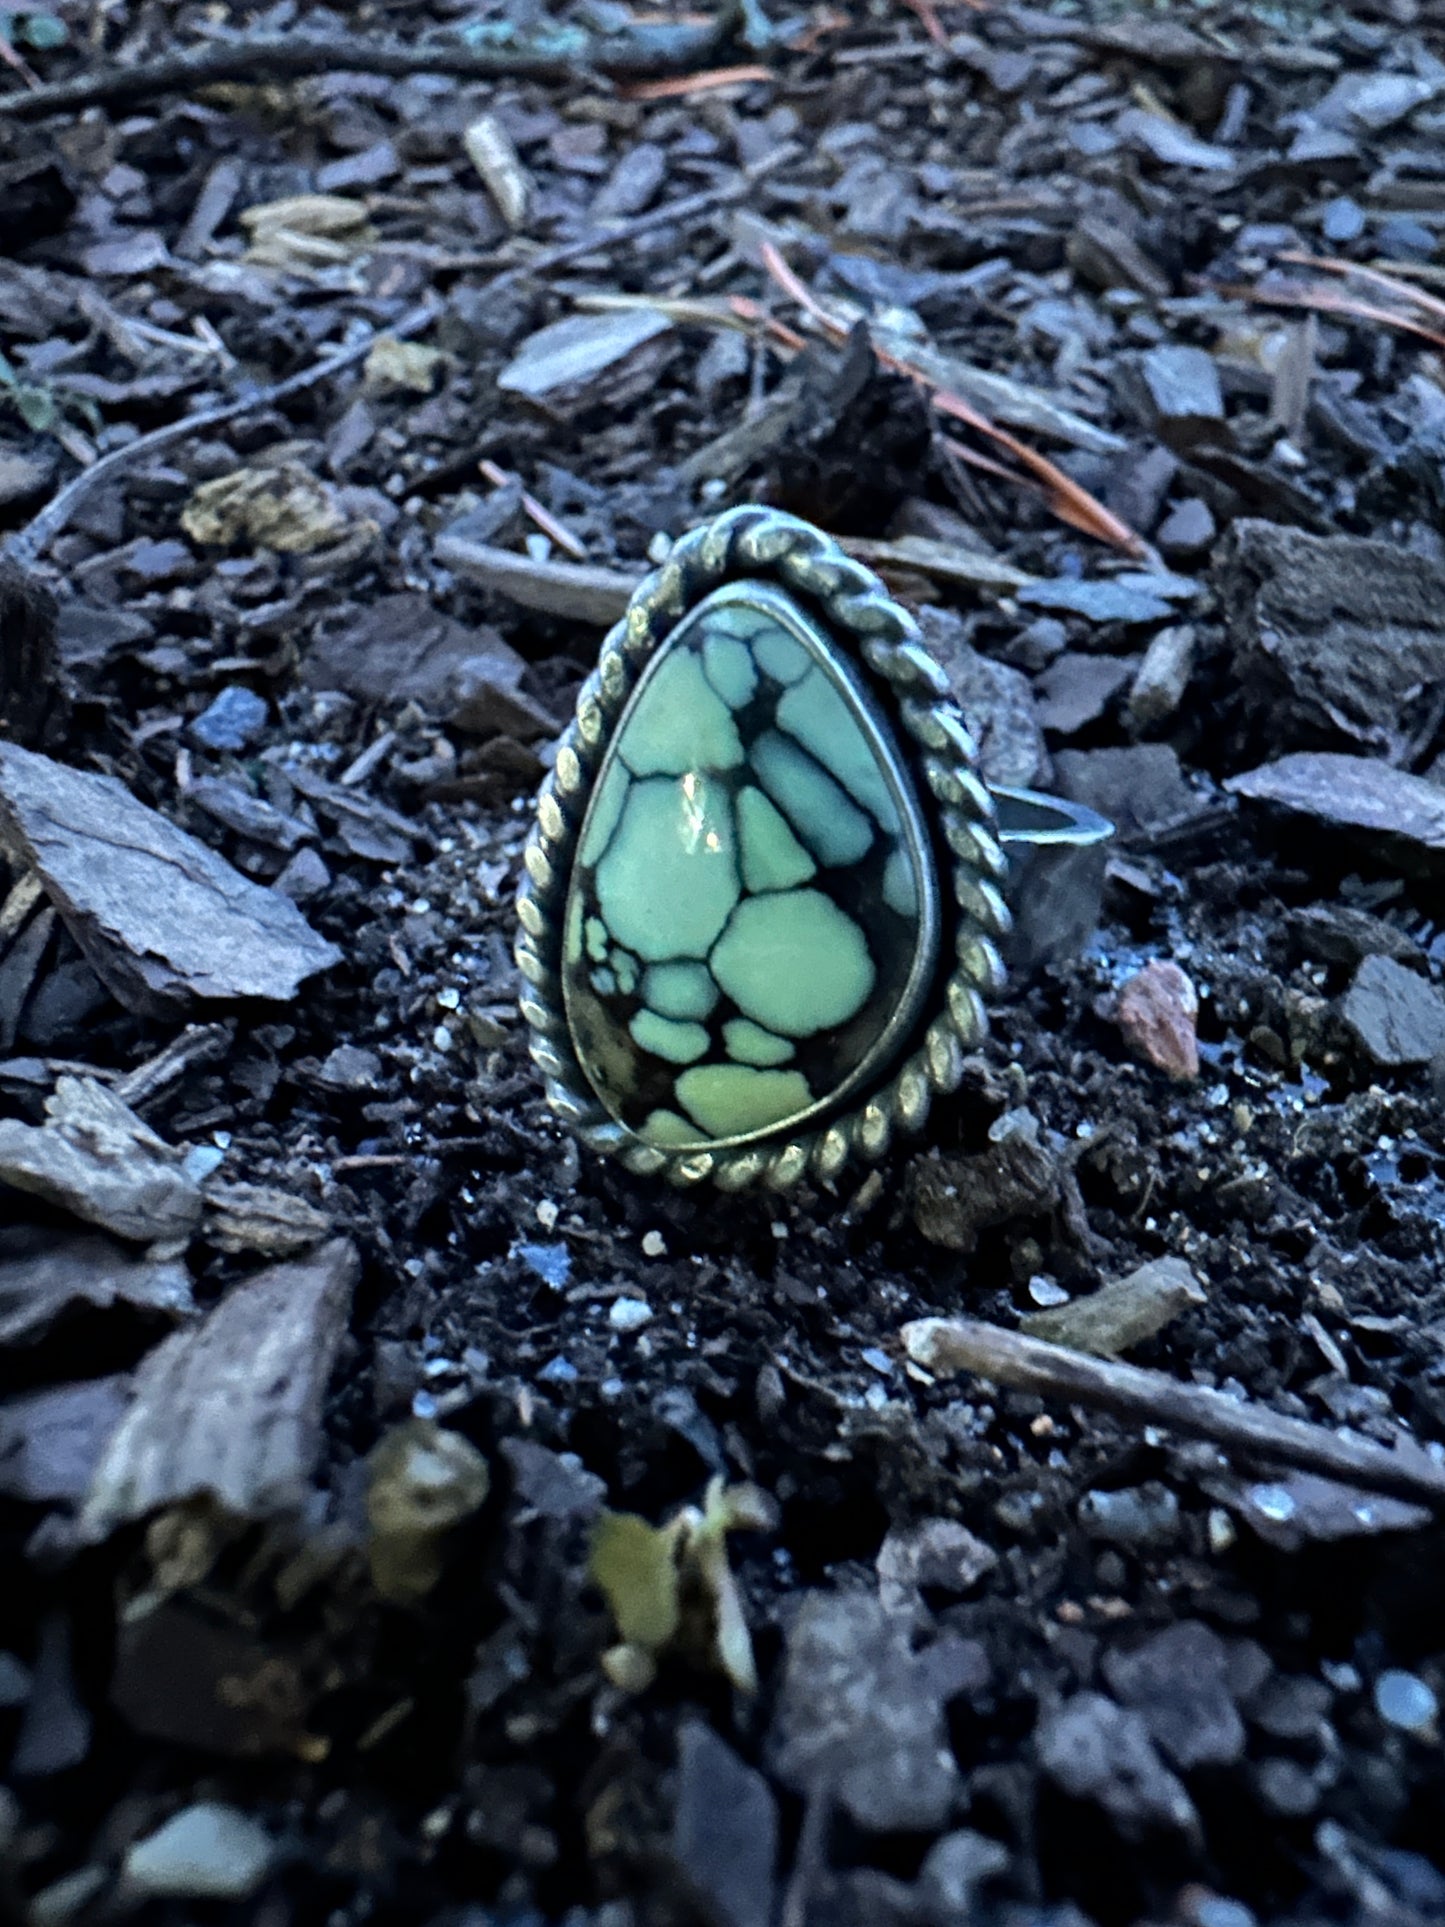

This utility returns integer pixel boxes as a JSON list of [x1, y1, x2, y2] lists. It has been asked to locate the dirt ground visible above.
[[4, 1, 1445, 1923]]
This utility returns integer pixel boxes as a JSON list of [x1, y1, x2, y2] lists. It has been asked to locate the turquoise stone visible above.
[[562, 581, 940, 1150]]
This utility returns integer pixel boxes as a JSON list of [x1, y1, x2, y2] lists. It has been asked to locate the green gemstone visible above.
[[562, 581, 939, 1150]]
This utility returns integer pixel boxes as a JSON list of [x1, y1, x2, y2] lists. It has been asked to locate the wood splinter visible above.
[[902, 1316, 1445, 1513]]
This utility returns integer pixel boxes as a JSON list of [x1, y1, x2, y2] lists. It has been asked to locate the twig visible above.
[[376, 145, 794, 280], [5, 303, 436, 567], [902, 1317, 1445, 1512], [489, 143, 796, 292], [0, 22, 732, 120], [8, 150, 794, 567]]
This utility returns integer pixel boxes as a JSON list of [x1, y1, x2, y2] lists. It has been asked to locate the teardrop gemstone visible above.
[[562, 582, 940, 1150]]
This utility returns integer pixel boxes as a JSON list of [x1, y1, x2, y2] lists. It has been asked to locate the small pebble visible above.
[[1250, 1483, 1297, 1523], [1155, 497, 1216, 565], [641, 1230, 667, 1258], [1028, 1276, 1070, 1308], [1116, 960, 1200, 1080], [515, 1241, 571, 1289], [124, 1804, 276, 1900], [1374, 1668, 1438, 1734], [1207, 1507, 1237, 1554], [190, 685, 269, 752], [1077, 1482, 1180, 1549], [608, 1296, 653, 1333], [1320, 197, 1365, 245]]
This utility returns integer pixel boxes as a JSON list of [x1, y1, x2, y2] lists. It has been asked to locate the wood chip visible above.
[[80, 1238, 358, 1538], [436, 532, 641, 625], [0, 743, 341, 1015], [0, 1226, 193, 1346], [0, 1077, 202, 1245]]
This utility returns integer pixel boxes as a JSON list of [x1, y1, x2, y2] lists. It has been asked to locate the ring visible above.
[[515, 507, 1111, 1192]]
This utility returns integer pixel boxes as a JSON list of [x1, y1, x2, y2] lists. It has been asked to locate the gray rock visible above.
[[592, 142, 667, 220], [876, 1517, 999, 1615], [916, 1829, 1010, 1919], [1036, 1691, 1198, 1838], [1290, 904, 1425, 971], [11, 1616, 89, 1778], [769, 1593, 981, 1831], [1156, 497, 1215, 563], [0, 1227, 193, 1347], [1249, 1674, 1332, 1742], [0, 445, 55, 507], [1036, 654, 1135, 735], [1117, 108, 1235, 172], [1101, 1622, 1245, 1769], [669, 1722, 777, 1927], [0, 1078, 201, 1245], [124, 1803, 276, 1899], [1227, 753, 1445, 871], [1374, 1669, 1438, 1735], [1321, 197, 1366, 245], [315, 1044, 382, 1092], [1313, 71, 1443, 134], [190, 685, 268, 752], [305, 592, 524, 709], [1253, 1756, 1317, 1818], [1338, 955, 1445, 1067], [1056, 744, 1202, 841], [1204, 1468, 1430, 1550], [917, 606, 1046, 787], [0, 743, 340, 1015], [1078, 1483, 1181, 1551], [0, 1650, 31, 1707], [273, 846, 331, 903]]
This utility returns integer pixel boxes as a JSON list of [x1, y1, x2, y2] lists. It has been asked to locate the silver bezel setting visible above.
[[514, 506, 1012, 1192]]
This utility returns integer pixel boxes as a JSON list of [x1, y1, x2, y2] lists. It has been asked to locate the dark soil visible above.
[[4, 4, 1445, 1925]]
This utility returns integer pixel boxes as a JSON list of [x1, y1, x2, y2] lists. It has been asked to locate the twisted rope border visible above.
[[514, 506, 1012, 1192]]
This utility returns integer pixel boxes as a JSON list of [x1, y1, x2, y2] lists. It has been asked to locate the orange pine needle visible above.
[[1227, 282, 1445, 356], [726, 294, 809, 354], [622, 63, 774, 101], [478, 459, 590, 561], [1276, 250, 1445, 325], [758, 241, 1146, 556], [901, 0, 948, 47]]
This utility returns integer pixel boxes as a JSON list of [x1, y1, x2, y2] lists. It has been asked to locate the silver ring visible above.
[[514, 507, 1110, 1192]]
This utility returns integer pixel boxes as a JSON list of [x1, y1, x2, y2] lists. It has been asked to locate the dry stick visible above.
[[0, 23, 732, 120], [4, 301, 437, 567], [902, 1317, 1445, 1512], [8, 154, 791, 568]]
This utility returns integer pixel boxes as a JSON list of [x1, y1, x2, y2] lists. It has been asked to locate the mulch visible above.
[[4, 2, 1445, 1922]]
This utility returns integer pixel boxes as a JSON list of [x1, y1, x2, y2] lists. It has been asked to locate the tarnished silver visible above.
[[515, 506, 1104, 1191]]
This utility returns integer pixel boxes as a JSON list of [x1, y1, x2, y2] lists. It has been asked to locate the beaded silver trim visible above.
[[514, 506, 1011, 1192]]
